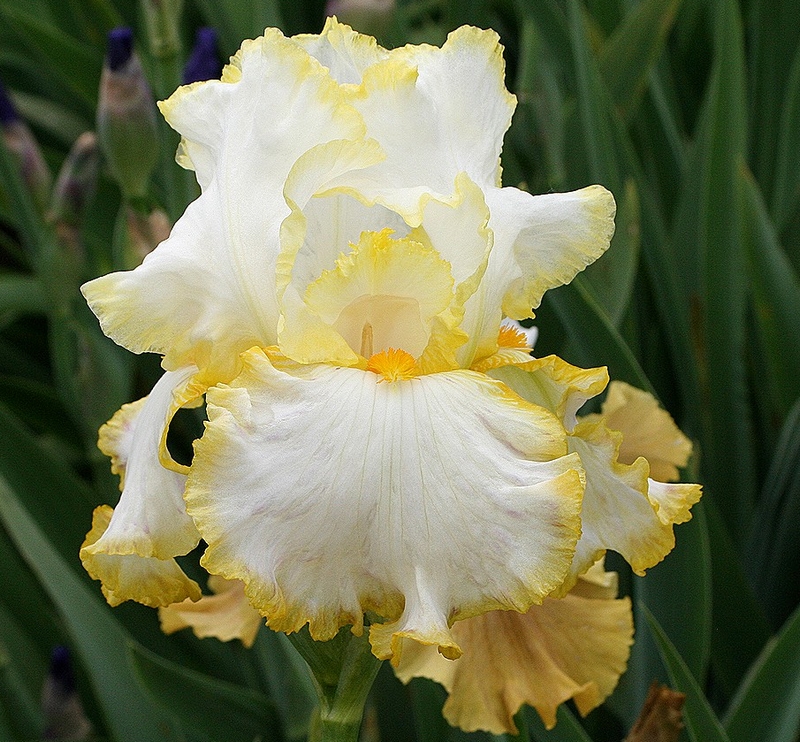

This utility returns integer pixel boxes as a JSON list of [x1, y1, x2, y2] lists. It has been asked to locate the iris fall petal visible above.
[[394, 561, 633, 734], [159, 576, 263, 647], [184, 348, 584, 660]]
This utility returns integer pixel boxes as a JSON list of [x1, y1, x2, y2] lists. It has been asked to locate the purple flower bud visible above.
[[42, 646, 93, 740], [0, 79, 19, 126], [48, 646, 77, 695], [1, 78, 52, 210], [183, 27, 223, 84], [106, 27, 134, 72]]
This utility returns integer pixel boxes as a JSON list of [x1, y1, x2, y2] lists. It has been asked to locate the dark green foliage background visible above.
[[1, 0, 799, 740]]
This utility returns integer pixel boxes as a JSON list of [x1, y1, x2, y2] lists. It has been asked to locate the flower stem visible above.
[[288, 626, 382, 742]]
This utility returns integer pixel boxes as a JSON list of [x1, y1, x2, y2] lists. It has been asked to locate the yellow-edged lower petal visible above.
[[489, 356, 609, 431], [184, 347, 584, 661], [589, 381, 694, 482], [565, 418, 700, 585], [81, 506, 201, 607], [159, 576, 263, 647], [491, 362, 700, 589], [86, 368, 201, 562], [393, 562, 633, 734]]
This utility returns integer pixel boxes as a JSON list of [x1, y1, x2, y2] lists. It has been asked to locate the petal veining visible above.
[[184, 348, 584, 660]]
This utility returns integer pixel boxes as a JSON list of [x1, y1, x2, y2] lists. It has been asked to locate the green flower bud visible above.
[[97, 28, 159, 200]]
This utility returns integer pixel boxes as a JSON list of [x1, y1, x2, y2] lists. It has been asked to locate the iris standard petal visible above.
[[327, 27, 516, 224], [295, 17, 389, 85], [393, 562, 633, 734], [82, 28, 375, 378], [278, 171, 492, 372], [184, 348, 584, 661], [481, 185, 616, 321]]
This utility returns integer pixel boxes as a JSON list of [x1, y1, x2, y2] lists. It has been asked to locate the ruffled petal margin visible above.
[[80, 368, 203, 607], [159, 576, 263, 647], [588, 380, 694, 482], [81, 506, 201, 607], [184, 347, 584, 662], [393, 561, 633, 734], [489, 360, 701, 590]]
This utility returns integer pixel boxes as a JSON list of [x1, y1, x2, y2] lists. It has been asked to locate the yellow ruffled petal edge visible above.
[[501, 185, 617, 320], [487, 355, 609, 431], [565, 418, 702, 585], [80, 506, 201, 608], [86, 368, 202, 564], [489, 359, 700, 589], [159, 575, 263, 647], [393, 562, 633, 734], [592, 380, 694, 482]]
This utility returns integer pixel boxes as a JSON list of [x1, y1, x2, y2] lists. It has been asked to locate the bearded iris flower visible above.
[[80, 18, 699, 674]]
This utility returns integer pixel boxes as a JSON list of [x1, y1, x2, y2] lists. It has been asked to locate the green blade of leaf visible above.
[[581, 178, 640, 327], [129, 642, 281, 742], [599, 0, 682, 120], [770, 38, 800, 230], [742, 169, 800, 421], [703, 496, 771, 700], [0, 6, 100, 113], [746, 0, 800, 204], [0, 274, 47, 315], [0, 402, 95, 560], [254, 628, 317, 741], [723, 600, 800, 742], [545, 276, 655, 395], [41, 0, 121, 44], [0, 637, 43, 739], [746, 395, 800, 628], [566, 0, 622, 192], [670, 0, 754, 538], [633, 502, 712, 693], [0, 474, 183, 742], [11, 90, 90, 147], [641, 605, 731, 742]]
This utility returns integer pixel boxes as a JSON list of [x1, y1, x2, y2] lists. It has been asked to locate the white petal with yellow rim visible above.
[[184, 348, 585, 660]]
